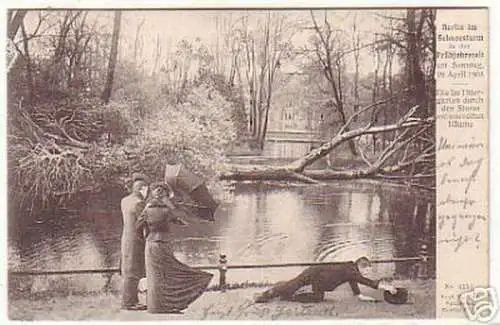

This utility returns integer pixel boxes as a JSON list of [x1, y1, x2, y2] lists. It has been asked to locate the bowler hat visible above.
[[383, 287, 409, 304], [131, 173, 151, 184]]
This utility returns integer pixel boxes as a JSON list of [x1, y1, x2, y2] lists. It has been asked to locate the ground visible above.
[[9, 279, 435, 320]]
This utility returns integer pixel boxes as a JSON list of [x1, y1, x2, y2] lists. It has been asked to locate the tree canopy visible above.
[[8, 9, 436, 218]]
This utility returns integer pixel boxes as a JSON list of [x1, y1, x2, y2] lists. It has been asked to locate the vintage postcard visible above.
[[3, 4, 493, 323]]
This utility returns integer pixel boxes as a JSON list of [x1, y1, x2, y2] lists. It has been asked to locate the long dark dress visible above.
[[136, 198, 213, 313]]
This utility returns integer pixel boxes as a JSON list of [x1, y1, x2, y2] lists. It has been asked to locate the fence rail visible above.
[[9, 255, 434, 292], [9, 255, 432, 275]]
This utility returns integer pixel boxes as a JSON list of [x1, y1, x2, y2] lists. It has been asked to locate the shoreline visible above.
[[9, 279, 435, 321]]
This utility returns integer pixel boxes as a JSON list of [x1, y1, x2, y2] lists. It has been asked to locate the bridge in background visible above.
[[265, 130, 327, 143], [263, 129, 328, 159]]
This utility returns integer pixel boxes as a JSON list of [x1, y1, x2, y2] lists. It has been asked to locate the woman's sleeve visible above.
[[168, 210, 188, 225], [164, 199, 189, 224]]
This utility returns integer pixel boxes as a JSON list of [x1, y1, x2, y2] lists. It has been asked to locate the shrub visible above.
[[8, 81, 237, 217], [121, 82, 237, 201]]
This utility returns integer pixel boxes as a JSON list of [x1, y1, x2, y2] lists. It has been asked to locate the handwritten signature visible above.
[[199, 299, 338, 320]]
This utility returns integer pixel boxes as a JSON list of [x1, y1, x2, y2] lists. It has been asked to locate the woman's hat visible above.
[[131, 173, 151, 184], [383, 287, 409, 305], [150, 182, 172, 193], [150, 182, 167, 190]]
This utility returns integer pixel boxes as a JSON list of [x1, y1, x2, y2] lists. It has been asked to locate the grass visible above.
[[9, 278, 435, 321]]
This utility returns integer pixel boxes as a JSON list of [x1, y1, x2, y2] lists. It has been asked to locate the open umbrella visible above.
[[164, 164, 219, 222]]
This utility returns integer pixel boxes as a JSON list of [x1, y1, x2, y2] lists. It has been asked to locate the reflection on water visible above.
[[8, 180, 435, 292]]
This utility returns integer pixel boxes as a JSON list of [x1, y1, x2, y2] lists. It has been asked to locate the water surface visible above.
[[8, 180, 435, 291]]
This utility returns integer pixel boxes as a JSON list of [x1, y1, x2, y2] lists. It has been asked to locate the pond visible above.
[[8, 180, 435, 293]]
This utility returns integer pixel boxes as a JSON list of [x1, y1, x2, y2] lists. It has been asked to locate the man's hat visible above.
[[131, 173, 151, 184], [383, 287, 409, 305]]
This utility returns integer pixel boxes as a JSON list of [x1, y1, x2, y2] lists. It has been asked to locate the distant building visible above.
[[263, 74, 328, 159]]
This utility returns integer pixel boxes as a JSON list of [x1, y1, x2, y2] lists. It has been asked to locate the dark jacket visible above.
[[120, 192, 146, 278], [263, 262, 380, 302]]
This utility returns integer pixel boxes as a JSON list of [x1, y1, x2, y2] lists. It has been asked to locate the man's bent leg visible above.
[[255, 279, 303, 303], [254, 283, 284, 303], [292, 291, 325, 303]]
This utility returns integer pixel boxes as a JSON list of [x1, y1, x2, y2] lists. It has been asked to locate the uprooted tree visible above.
[[7, 10, 239, 217], [220, 9, 436, 189], [220, 100, 435, 189]]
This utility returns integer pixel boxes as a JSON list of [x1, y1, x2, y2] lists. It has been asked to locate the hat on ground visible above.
[[383, 287, 409, 305], [131, 173, 151, 184]]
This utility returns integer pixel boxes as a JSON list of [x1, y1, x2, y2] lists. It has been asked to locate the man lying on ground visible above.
[[254, 257, 398, 303]]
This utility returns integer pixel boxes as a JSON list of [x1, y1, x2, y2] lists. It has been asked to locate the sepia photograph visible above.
[[6, 8, 438, 320]]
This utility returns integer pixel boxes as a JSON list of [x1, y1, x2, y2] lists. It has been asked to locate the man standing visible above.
[[121, 173, 150, 310], [254, 257, 398, 303]]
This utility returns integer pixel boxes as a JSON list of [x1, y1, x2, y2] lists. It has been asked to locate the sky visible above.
[[115, 9, 404, 76], [18, 9, 405, 77]]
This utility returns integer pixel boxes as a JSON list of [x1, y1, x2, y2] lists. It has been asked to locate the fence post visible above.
[[103, 273, 114, 292], [417, 244, 429, 279], [218, 253, 227, 292]]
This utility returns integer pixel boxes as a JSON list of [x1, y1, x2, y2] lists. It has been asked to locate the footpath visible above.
[[9, 279, 435, 320]]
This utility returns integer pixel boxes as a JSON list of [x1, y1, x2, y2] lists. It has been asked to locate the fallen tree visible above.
[[220, 103, 435, 188], [8, 83, 238, 216]]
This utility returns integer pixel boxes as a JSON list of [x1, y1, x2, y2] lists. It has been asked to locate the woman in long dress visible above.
[[136, 183, 213, 313]]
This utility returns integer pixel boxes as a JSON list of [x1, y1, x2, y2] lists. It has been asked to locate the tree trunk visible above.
[[406, 9, 427, 118], [221, 111, 433, 182], [310, 11, 357, 157], [221, 167, 414, 182], [20, 22, 35, 104], [134, 19, 145, 68], [101, 10, 122, 104], [258, 99, 271, 150], [152, 33, 161, 76], [371, 46, 381, 153], [7, 10, 28, 74], [8, 10, 27, 40]]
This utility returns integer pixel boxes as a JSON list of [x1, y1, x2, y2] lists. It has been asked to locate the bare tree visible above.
[[351, 13, 361, 114], [221, 10, 436, 187], [20, 22, 34, 103], [237, 11, 292, 149], [369, 38, 382, 153], [212, 13, 242, 88], [133, 18, 146, 68], [309, 10, 357, 156], [16, 12, 47, 102], [152, 33, 162, 76], [8, 10, 28, 40], [377, 9, 436, 118], [102, 10, 122, 104]]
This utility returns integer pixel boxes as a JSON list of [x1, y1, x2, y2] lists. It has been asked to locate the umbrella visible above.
[[164, 164, 219, 222]]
